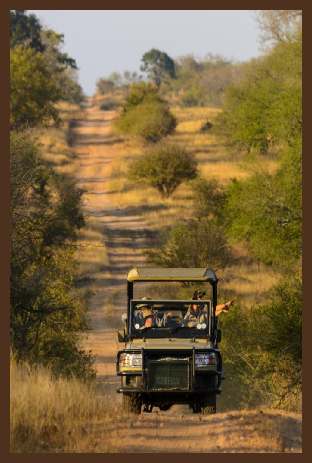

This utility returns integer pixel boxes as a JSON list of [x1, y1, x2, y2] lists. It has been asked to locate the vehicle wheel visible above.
[[201, 393, 217, 414], [159, 403, 171, 411], [122, 393, 142, 414], [192, 400, 202, 414]]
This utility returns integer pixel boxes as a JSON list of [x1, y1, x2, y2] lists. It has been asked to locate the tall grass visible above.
[[10, 358, 123, 453]]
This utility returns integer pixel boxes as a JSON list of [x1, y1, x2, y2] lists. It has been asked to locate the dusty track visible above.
[[71, 102, 302, 453]]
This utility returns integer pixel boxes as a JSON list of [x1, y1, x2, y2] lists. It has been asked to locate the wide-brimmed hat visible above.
[[136, 297, 151, 309], [192, 289, 206, 300]]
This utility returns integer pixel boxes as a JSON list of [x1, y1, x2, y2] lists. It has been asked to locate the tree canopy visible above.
[[141, 48, 176, 87]]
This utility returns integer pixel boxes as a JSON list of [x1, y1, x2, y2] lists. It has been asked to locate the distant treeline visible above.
[[10, 10, 94, 379]]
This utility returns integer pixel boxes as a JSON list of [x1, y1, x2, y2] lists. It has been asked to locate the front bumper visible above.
[[116, 348, 222, 394]]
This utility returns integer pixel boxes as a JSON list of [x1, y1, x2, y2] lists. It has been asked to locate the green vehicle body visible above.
[[116, 267, 223, 414]]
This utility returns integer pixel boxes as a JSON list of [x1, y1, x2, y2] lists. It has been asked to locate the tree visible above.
[[39, 29, 83, 104], [141, 48, 176, 87], [256, 10, 302, 47], [225, 145, 302, 270], [10, 131, 93, 379], [215, 35, 302, 152], [96, 78, 115, 95], [10, 45, 61, 128], [10, 10, 44, 52], [150, 218, 231, 269], [129, 143, 197, 197]]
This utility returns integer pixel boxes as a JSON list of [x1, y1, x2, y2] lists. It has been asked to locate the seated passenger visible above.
[[134, 298, 155, 329], [184, 290, 208, 328]]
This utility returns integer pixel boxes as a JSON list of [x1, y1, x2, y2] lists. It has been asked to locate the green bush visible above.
[[219, 276, 302, 411], [116, 100, 176, 143], [122, 82, 161, 112], [191, 177, 226, 221], [149, 218, 232, 269], [115, 82, 176, 143], [129, 143, 197, 197], [215, 36, 302, 153], [99, 99, 118, 111], [225, 144, 302, 270], [10, 45, 61, 129], [10, 131, 94, 380]]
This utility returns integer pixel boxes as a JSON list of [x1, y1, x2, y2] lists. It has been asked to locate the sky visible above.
[[30, 10, 262, 96]]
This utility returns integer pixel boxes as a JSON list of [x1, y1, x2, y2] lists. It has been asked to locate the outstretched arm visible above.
[[215, 299, 235, 317]]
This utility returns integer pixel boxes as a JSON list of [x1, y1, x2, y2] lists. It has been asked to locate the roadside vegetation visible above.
[[10, 10, 94, 388], [98, 10, 302, 412], [10, 8, 302, 453]]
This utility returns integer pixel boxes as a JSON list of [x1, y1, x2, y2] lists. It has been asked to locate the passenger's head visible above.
[[192, 289, 206, 300]]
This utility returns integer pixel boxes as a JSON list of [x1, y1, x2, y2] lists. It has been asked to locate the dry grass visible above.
[[10, 358, 124, 453], [10, 358, 301, 453]]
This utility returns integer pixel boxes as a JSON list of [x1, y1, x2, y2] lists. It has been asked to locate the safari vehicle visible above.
[[116, 267, 222, 414]]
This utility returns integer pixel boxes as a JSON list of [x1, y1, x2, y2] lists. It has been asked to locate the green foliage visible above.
[[215, 36, 302, 153], [220, 276, 302, 410], [165, 54, 242, 107], [129, 143, 197, 197], [10, 46, 61, 129], [150, 218, 232, 270], [10, 11, 83, 108], [122, 82, 161, 112], [39, 29, 83, 104], [116, 100, 176, 143], [10, 131, 94, 380], [225, 145, 302, 270], [10, 10, 44, 52], [141, 48, 176, 86], [115, 82, 176, 143], [191, 177, 226, 222]]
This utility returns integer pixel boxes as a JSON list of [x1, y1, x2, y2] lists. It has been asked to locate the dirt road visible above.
[[71, 102, 302, 453]]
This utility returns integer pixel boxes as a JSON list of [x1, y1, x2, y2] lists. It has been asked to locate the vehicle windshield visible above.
[[130, 299, 212, 338]]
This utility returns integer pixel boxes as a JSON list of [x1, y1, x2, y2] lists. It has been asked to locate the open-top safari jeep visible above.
[[116, 267, 222, 414]]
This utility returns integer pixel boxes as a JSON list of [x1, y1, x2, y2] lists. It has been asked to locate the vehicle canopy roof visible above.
[[127, 267, 217, 284]]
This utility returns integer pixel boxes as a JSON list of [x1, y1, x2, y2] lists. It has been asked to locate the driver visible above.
[[134, 298, 160, 329]]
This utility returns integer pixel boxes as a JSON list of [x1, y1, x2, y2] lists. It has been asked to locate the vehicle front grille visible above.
[[147, 359, 190, 390]]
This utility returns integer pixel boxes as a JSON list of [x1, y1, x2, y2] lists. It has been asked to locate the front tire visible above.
[[192, 393, 217, 414], [202, 393, 217, 414], [122, 393, 142, 414]]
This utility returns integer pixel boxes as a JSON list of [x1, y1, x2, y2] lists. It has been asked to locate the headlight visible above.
[[119, 352, 142, 370], [195, 352, 217, 368]]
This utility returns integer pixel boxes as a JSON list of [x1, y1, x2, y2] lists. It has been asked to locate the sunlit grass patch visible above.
[[10, 358, 124, 453]]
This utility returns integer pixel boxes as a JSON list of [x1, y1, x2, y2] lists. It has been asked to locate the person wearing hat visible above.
[[183, 289, 208, 327], [184, 290, 235, 327], [134, 298, 155, 329]]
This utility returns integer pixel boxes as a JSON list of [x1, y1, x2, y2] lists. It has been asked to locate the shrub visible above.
[[215, 36, 301, 153], [219, 276, 302, 411], [116, 101, 176, 143], [129, 143, 197, 197], [200, 120, 213, 132], [99, 99, 118, 111], [10, 131, 94, 379], [191, 177, 226, 221], [150, 218, 232, 269], [122, 82, 161, 112], [115, 82, 176, 143], [10, 45, 61, 129]]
